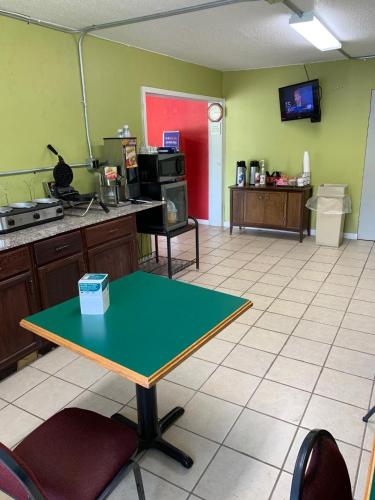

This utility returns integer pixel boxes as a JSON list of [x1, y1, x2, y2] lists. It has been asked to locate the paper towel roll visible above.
[[303, 151, 310, 173]]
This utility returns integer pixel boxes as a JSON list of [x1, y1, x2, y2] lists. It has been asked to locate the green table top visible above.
[[21, 271, 251, 387]]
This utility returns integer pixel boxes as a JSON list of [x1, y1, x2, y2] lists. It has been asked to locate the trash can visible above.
[[306, 184, 351, 247]]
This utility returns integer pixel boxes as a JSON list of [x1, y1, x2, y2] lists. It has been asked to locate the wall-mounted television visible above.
[[279, 79, 321, 123]]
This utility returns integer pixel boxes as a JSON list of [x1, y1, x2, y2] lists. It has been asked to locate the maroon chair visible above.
[[291, 429, 353, 500], [0, 407, 145, 500]]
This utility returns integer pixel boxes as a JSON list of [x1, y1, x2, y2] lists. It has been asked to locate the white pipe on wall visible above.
[[1, 0, 375, 177], [77, 33, 94, 164]]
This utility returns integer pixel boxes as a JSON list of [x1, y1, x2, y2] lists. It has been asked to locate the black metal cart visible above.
[[140, 216, 199, 279]]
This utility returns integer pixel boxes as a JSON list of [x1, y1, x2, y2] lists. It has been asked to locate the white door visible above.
[[358, 90, 375, 240]]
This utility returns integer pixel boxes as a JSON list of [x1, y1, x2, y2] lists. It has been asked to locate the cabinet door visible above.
[[231, 190, 244, 225], [286, 192, 302, 230], [0, 272, 39, 368], [87, 236, 137, 281], [38, 253, 86, 309], [243, 191, 264, 224], [263, 192, 287, 227]]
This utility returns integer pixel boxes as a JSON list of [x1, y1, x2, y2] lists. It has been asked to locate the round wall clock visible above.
[[208, 103, 224, 122]]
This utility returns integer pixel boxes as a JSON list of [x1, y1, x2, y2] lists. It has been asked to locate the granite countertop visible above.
[[0, 201, 164, 252]]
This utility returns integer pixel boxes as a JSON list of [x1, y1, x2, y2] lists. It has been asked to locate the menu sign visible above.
[[163, 131, 180, 151], [122, 138, 137, 169]]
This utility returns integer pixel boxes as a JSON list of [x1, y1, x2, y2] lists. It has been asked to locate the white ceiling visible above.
[[1, 0, 374, 70]]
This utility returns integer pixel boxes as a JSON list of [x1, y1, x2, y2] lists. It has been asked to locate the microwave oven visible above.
[[137, 153, 185, 183], [137, 180, 188, 232]]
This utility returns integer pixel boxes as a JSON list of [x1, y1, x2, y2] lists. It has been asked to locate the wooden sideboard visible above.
[[229, 185, 312, 242], [0, 214, 138, 378]]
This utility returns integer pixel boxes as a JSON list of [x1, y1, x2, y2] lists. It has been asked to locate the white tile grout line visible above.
[[201, 268, 328, 495], [0, 230, 374, 496], [178, 231, 374, 497], [275, 239, 373, 498], [177, 234, 329, 496]]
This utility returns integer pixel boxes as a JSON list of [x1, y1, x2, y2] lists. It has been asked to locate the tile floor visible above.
[[0, 226, 374, 500]]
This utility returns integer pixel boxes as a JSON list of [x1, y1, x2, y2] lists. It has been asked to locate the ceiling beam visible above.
[[81, 0, 260, 33], [265, 0, 302, 17]]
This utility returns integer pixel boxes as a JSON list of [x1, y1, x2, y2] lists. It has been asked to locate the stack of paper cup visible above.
[[303, 151, 310, 185]]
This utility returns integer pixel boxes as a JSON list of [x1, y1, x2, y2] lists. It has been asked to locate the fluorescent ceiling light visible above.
[[289, 11, 342, 51]]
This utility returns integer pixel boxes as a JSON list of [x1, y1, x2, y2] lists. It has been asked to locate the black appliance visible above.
[[47, 144, 109, 212], [0, 199, 64, 234], [102, 137, 141, 200], [278, 79, 321, 123], [137, 180, 188, 232], [137, 153, 185, 183]]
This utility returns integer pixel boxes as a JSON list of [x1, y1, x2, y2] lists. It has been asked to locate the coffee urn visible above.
[[249, 160, 260, 185], [236, 161, 247, 187]]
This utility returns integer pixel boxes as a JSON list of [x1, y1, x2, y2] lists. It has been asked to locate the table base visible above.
[[112, 384, 194, 469]]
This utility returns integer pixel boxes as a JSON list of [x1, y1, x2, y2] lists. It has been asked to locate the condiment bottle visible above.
[[122, 125, 131, 137], [259, 160, 266, 186]]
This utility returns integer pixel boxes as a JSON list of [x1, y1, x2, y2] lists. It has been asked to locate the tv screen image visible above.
[[279, 79, 321, 122]]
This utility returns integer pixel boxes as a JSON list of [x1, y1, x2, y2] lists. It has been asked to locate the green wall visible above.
[[0, 16, 222, 203], [223, 60, 375, 233], [1, 14, 374, 235]]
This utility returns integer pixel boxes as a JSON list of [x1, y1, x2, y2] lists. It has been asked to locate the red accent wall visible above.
[[145, 95, 209, 220]]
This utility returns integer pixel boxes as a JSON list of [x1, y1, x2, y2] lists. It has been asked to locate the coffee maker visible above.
[[236, 161, 247, 187], [95, 166, 127, 206], [249, 160, 260, 185], [98, 137, 141, 206]]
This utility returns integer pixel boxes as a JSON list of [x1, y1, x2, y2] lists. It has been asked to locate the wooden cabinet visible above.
[[230, 185, 312, 241], [0, 249, 39, 374], [264, 192, 287, 226], [34, 231, 86, 350], [243, 191, 264, 225], [88, 235, 137, 281], [85, 216, 138, 281], [231, 190, 245, 226], [34, 231, 83, 267], [38, 254, 86, 309], [243, 191, 287, 227], [85, 216, 136, 248], [0, 213, 138, 377], [286, 192, 303, 230]]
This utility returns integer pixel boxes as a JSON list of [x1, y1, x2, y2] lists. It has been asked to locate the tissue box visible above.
[[78, 273, 110, 315]]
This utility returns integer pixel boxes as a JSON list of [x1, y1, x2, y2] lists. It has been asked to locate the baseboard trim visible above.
[[309, 229, 358, 240], [197, 219, 209, 225], [223, 222, 358, 240]]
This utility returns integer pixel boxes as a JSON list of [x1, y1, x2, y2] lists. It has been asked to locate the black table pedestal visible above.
[[112, 384, 193, 468]]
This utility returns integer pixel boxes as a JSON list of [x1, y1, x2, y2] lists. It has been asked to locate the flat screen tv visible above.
[[279, 79, 321, 123]]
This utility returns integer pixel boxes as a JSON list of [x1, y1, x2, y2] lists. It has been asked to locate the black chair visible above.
[[0, 408, 145, 500], [290, 429, 353, 500], [363, 405, 375, 422]]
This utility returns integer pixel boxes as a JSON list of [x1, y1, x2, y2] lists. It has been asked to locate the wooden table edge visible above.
[[20, 300, 252, 389]]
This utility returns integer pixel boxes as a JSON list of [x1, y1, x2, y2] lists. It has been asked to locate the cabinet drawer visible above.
[[0, 247, 31, 281], [34, 231, 83, 267], [85, 216, 136, 248]]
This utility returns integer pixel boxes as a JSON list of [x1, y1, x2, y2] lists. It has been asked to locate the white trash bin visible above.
[[306, 184, 351, 247]]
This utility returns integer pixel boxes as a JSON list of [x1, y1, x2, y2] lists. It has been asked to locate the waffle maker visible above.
[[47, 144, 109, 213]]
